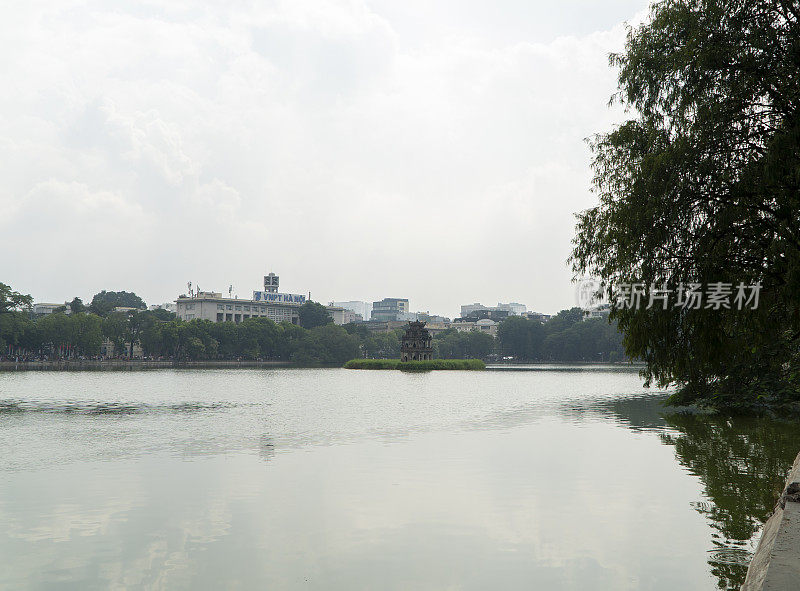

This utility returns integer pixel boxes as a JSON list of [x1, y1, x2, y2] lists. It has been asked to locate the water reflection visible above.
[[259, 436, 276, 461], [659, 413, 800, 590], [3, 369, 800, 590], [589, 395, 800, 591]]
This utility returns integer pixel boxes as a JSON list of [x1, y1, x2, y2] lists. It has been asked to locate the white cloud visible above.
[[0, 0, 650, 314]]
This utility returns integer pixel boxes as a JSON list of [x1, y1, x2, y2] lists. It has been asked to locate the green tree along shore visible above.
[[1, 284, 624, 365], [571, 0, 800, 411]]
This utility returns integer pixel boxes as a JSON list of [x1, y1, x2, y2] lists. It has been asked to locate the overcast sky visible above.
[[1, 0, 650, 317]]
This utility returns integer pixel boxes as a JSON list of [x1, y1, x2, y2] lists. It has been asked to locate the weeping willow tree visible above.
[[571, 0, 800, 409]]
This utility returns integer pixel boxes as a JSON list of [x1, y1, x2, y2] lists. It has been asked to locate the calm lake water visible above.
[[1, 367, 798, 590]]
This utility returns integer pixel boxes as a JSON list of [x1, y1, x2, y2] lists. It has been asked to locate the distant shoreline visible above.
[[0, 360, 293, 371], [344, 359, 485, 370], [0, 359, 644, 372], [485, 361, 644, 368]]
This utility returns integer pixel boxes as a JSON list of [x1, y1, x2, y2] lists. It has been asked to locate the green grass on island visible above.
[[343, 359, 485, 370]]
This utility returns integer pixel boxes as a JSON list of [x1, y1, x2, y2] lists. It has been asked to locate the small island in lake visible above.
[[345, 321, 484, 369], [343, 359, 485, 370]]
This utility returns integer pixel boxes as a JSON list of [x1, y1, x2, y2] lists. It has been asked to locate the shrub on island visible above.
[[343, 359, 401, 369], [343, 359, 485, 370]]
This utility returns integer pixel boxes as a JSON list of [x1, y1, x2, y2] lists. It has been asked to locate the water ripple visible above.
[[0, 399, 238, 415], [707, 545, 752, 566]]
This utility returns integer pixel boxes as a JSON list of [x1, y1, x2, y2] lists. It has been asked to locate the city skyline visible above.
[[25, 275, 553, 321], [2, 1, 650, 318]]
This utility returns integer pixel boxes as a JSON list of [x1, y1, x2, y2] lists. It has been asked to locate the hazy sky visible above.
[[1, 0, 650, 317]]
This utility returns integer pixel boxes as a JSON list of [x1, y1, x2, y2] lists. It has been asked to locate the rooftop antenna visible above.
[[187, 281, 193, 298]]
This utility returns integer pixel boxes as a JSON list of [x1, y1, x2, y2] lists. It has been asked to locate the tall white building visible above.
[[326, 306, 361, 325], [331, 300, 372, 321]]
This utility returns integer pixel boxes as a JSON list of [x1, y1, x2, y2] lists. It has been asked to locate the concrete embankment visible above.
[[0, 360, 292, 371], [741, 451, 800, 590]]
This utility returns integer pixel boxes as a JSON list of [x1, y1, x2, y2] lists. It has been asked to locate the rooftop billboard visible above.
[[252, 291, 306, 305]]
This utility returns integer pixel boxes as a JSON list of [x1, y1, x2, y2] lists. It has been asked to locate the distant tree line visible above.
[[497, 308, 626, 362], [1, 284, 626, 364]]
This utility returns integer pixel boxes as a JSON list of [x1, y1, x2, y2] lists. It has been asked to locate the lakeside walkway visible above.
[[741, 451, 800, 590]]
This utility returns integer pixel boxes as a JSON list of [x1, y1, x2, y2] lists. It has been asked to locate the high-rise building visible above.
[[461, 303, 487, 317], [497, 302, 527, 315], [331, 300, 372, 321], [371, 298, 409, 322], [460, 302, 527, 318], [326, 306, 362, 325]]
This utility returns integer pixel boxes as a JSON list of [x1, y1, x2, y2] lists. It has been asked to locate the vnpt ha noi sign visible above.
[[252, 291, 306, 305]]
